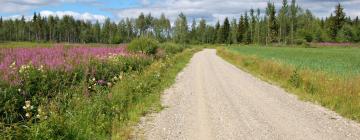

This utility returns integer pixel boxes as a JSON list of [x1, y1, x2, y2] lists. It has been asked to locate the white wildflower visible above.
[[25, 113, 30, 118]]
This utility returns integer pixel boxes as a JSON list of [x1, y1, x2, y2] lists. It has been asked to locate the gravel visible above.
[[132, 49, 360, 140]]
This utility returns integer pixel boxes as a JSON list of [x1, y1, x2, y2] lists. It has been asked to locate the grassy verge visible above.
[[217, 47, 360, 122], [110, 48, 199, 139], [0, 40, 198, 139]]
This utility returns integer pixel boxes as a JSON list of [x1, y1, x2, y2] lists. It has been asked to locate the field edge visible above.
[[217, 47, 360, 123]]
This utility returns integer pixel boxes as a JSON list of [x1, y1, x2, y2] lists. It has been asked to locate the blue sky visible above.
[[1, 0, 359, 23]]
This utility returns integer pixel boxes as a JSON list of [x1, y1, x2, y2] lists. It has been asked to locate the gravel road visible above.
[[133, 49, 360, 140]]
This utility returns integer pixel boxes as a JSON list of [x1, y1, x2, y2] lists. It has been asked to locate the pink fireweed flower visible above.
[[0, 45, 127, 85]]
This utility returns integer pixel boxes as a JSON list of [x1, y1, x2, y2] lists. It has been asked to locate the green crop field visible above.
[[226, 45, 360, 76], [218, 46, 360, 122]]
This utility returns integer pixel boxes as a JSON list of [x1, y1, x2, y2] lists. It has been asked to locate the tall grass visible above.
[[217, 47, 360, 122]]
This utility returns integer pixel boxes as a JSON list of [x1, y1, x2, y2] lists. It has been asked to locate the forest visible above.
[[0, 0, 359, 45]]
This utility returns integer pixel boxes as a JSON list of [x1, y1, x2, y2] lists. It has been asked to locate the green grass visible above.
[[227, 45, 360, 76]]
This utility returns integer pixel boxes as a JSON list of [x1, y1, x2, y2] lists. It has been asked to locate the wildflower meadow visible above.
[[0, 39, 192, 139]]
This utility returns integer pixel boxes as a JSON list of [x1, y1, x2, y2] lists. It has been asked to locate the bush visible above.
[[159, 43, 185, 54], [127, 37, 159, 55], [336, 24, 356, 42], [304, 34, 313, 43], [294, 39, 306, 45], [289, 69, 302, 88]]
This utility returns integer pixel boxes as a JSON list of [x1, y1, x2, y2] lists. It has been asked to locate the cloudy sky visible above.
[[1, 0, 359, 23]]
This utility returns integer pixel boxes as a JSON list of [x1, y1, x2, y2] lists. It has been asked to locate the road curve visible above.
[[133, 49, 360, 140]]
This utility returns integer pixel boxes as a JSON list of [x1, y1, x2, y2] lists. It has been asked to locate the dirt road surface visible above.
[[133, 49, 360, 140]]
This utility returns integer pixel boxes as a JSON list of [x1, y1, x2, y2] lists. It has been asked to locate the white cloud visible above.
[[109, 0, 268, 24], [109, 0, 360, 24], [0, 0, 53, 13], [3, 10, 107, 23], [40, 10, 107, 22], [1, 0, 359, 24], [0, 0, 102, 14]]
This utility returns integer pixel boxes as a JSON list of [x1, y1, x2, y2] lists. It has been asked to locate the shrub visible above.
[[159, 43, 185, 55], [127, 37, 159, 55], [294, 39, 306, 45], [304, 34, 313, 43], [289, 69, 302, 88]]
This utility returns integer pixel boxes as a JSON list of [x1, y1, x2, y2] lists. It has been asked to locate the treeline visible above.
[[185, 1, 360, 44], [0, 13, 171, 44], [0, 0, 359, 44]]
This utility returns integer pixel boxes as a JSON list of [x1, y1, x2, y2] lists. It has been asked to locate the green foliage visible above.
[[337, 24, 356, 42], [159, 43, 186, 54], [174, 13, 189, 44], [0, 55, 153, 139], [266, 2, 279, 43], [327, 3, 346, 40], [127, 37, 159, 55], [198, 19, 207, 43], [237, 15, 246, 43], [289, 69, 302, 88], [220, 18, 231, 44], [0, 2, 359, 44], [304, 33, 313, 43]]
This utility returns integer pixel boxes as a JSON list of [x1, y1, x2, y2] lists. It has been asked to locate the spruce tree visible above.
[[190, 19, 197, 43], [222, 17, 230, 44], [237, 15, 245, 43], [290, 0, 297, 44], [214, 21, 220, 43], [244, 12, 251, 44], [198, 19, 207, 43], [250, 9, 256, 43], [329, 3, 346, 40], [266, 2, 278, 44]]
